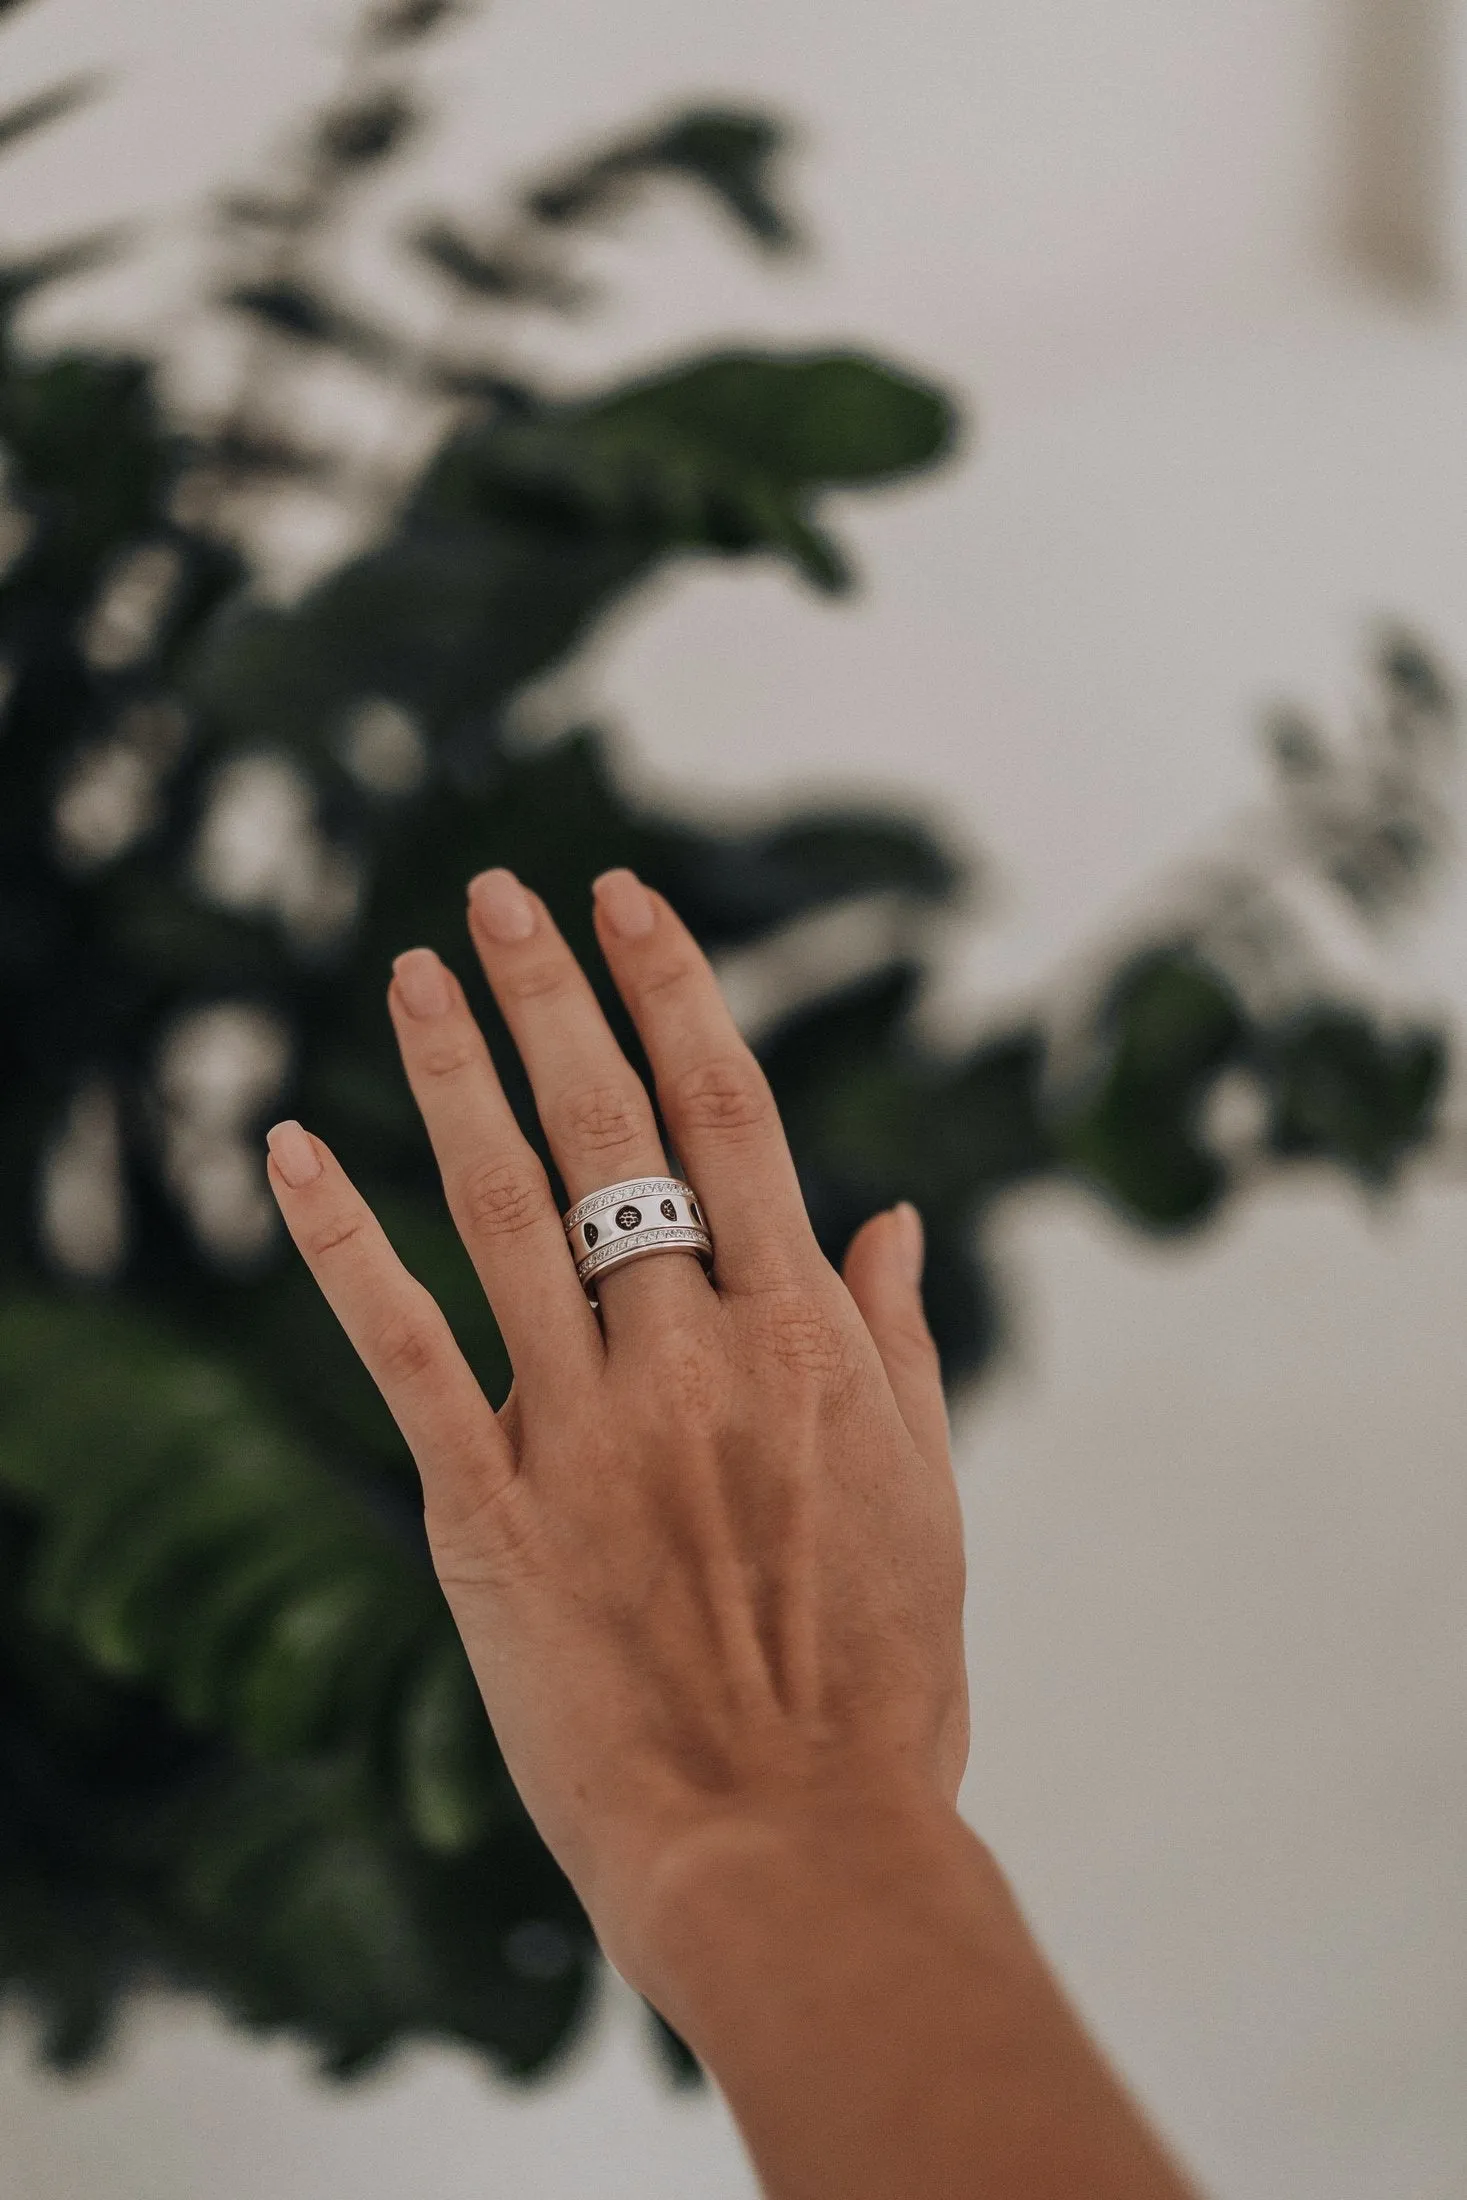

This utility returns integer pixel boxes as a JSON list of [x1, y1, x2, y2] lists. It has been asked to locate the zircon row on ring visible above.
[[562, 1175, 712, 1300]]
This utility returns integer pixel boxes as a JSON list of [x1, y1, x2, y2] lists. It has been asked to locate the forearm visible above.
[[639, 1794, 1203, 2200]]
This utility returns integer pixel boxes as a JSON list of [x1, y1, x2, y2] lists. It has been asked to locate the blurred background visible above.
[[1, 1, 1466, 2196]]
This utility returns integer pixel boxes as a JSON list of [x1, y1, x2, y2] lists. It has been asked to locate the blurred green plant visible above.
[[0, 0, 1452, 2085]]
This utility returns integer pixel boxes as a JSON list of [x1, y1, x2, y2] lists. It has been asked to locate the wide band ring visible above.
[[562, 1176, 713, 1304]]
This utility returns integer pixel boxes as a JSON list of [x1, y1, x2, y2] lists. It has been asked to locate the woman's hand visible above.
[[265, 865, 968, 1999], [266, 865, 1204, 2200]]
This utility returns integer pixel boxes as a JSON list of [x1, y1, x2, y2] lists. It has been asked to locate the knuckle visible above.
[[457, 1154, 546, 1241], [754, 1287, 855, 1385], [669, 1052, 774, 1138], [302, 1208, 367, 1264], [429, 1480, 529, 1594], [413, 1031, 481, 1084], [636, 950, 699, 1006], [372, 1307, 440, 1386], [554, 1076, 648, 1160], [501, 954, 570, 1007]]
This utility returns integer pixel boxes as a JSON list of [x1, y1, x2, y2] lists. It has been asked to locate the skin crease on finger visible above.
[[264, 870, 1203, 2200]]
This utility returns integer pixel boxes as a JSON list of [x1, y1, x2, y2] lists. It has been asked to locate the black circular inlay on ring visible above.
[[614, 1204, 642, 1232], [688, 1199, 702, 1226], [583, 1221, 599, 1248], [659, 1198, 677, 1221]]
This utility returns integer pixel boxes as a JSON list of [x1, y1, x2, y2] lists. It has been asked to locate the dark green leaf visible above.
[[1377, 626, 1453, 719], [580, 350, 957, 488], [366, 0, 465, 44], [398, 1639, 509, 1852], [410, 220, 584, 309], [1059, 949, 1246, 1229], [0, 352, 175, 587], [414, 349, 957, 594], [220, 282, 401, 367], [0, 1298, 504, 1850], [758, 812, 961, 905], [1263, 1009, 1446, 1184], [0, 227, 125, 315], [193, 427, 340, 483], [528, 105, 798, 252], [0, 73, 102, 156], [215, 191, 316, 233], [315, 90, 418, 169]]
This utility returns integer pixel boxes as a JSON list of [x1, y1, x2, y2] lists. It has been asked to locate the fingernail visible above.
[[893, 1201, 924, 1284], [467, 867, 535, 944], [392, 947, 450, 1019], [267, 1119, 322, 1189], [593, 868, 655, 940]]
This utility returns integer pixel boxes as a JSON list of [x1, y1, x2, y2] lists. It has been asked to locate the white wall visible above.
[[0, 0, 1342, 396], [3, 4, 1467, 2196]]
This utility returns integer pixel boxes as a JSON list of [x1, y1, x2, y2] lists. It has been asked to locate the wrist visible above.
[[619, 1775, 1018, 2041], [617, 1786, 1202, 2200]]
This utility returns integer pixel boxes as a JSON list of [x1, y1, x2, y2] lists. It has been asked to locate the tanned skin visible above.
[[265, 864, 1203, 2200]]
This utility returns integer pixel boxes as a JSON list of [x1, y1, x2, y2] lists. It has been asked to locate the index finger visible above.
[[590, 869, 820, 1293], [264, 1119, 513, 1537]]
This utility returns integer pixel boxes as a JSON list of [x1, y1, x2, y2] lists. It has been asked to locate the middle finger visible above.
[[465, 867, 712, 1327]]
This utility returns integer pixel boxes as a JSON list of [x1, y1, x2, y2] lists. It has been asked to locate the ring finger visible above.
[[465, 867, 713, 1330]]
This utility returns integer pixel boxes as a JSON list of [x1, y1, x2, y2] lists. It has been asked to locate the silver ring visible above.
[[562, 1175, 713, 1303]]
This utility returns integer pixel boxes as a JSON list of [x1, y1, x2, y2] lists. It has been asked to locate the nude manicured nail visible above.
[[393, 947, 450, 1018], [267, 1119, 322, 1189], [593, 868, 655, 940], [893, 1200, 924, 1283], [468, 867, 535, 943]]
